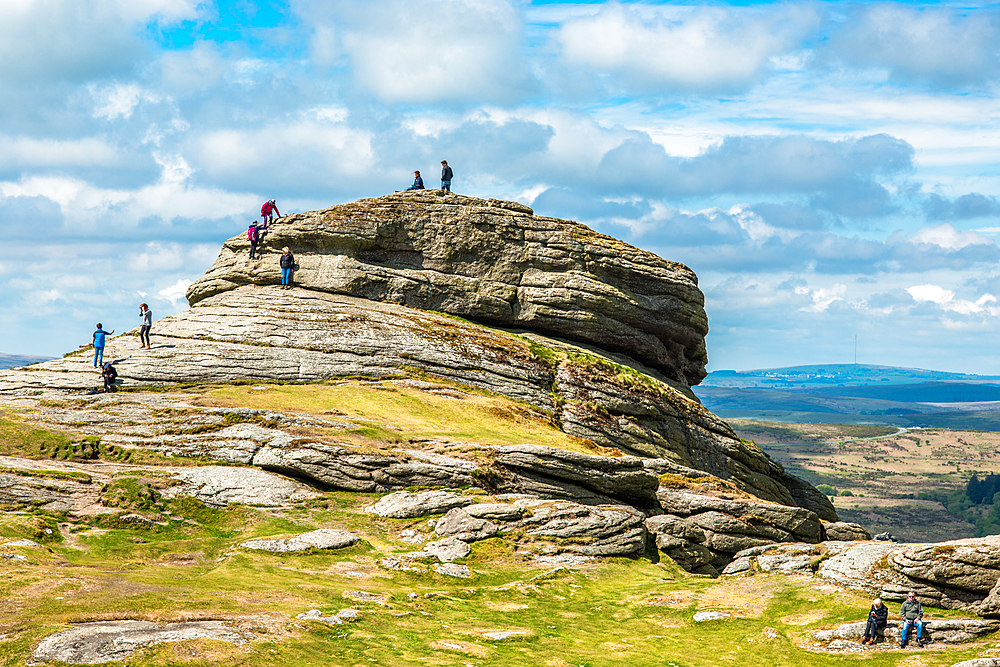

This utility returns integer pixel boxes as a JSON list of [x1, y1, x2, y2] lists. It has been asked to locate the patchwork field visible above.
[[730, 419, 1000, 542]]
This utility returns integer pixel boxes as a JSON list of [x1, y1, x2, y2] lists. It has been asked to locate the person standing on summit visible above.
[[440, 160, 453, 192], [138, 303, 152, 349]]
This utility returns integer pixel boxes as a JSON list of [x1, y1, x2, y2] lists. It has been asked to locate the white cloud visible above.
[[157, 279, 192, 305], [907, 284, 954, 305], [556, 3, 819, 92], [907, 284, 999, 315], [90, 83, 161, 120], [301, 0, 532, 104], [907, 223, 994, 250], [795, 283, 846, 312]]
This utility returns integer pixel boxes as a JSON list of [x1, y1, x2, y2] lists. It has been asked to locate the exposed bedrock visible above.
[[0, 286, 832, 518], [185, 192, 709, 385]]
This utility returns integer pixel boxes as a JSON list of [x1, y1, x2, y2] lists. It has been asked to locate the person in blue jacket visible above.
[[406, 170, 424, 190], [92, 323, 115, 367]]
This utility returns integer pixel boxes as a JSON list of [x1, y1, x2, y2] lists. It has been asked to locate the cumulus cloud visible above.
[[297, 0, 533, 104], [795, 283, 847, 312], [907, 284, 999, 315], [825, 4, 1000, 88], [158, 278, 192, 305], [555, 3, 819, 93], [924, 193, 1000, 220], [596, 133, 913, 216]]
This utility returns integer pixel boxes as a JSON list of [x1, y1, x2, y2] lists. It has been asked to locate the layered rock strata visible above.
[[186, 192, 708, 386]]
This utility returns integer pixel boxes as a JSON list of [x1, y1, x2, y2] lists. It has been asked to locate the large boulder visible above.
[[186, 192, 709, 386], [646, 488, 826, 575]]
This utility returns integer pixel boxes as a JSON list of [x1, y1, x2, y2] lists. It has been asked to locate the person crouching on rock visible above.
[[101, 362, 118, 393], [280, 247, 295, 289], [406, 170, 424, 190], [899, 591, 925, 648], [862, 597, 888, 644]]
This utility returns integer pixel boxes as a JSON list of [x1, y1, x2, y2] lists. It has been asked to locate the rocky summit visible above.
[[0, 192, 833, 527], [187, 191, 709, 386]]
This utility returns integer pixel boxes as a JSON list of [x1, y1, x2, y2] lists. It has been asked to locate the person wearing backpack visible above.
[[280, 247, 295, 289], [92, 323, 114, 367], [248, 222, 265, 259], [261, 199, 280, 225]]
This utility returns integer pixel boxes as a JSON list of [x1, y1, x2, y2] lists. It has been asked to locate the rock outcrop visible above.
[[186, 192, 708, 386], [723, 535, 1000, 618], [33, 621, 246, 664], [0, 192, 840, 577]]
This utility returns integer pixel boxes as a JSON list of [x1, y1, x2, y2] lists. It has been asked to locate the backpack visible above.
[[248, 225, 258, 242], [261, 201, 272, 216]]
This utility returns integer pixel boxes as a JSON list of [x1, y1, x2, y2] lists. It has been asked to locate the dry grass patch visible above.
[[697, 578, 782, 617], [780, 611, 826, 625]]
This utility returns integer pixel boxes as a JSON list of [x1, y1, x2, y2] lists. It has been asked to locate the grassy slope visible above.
[[0, 385, 995, 666], [0, 500, 989, 667]]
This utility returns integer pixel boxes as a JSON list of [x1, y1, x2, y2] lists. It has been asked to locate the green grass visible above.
[[0, 496, 993, 667]]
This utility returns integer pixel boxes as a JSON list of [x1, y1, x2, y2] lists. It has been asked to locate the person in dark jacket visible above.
[[900, 591, 925, 647], [248, 222, 265, 260], [406, 171, 424, 190], [101, 363, 118, 392], [280, 247, 295, 289], [440, 160, 453, 192], [861, 598, 888, 644]]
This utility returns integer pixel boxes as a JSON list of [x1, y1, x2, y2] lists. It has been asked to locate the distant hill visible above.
[[702, 363, 1000, 388], [694, 364, 1000, 430], [0, 353, 54, 370]]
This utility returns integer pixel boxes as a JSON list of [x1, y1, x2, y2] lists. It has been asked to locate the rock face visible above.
[[240, 529, 360, 553], [186, 192, 709, 386], [0, 192, 840, 576], [646, 489, 826, 575]]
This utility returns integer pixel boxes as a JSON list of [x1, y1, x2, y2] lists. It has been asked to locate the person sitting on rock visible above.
[[406, 171, 424, 190], [899, 591, 925, 648], [862, 597, 888, 644]]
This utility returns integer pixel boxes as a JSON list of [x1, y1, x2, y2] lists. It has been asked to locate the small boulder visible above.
[[366, 490, 472, 519], [241, 528, 359, 553], [435, 563, 472, 578], [693, 611, 731, 622], [824, 522, 872, 541], [434, 508, 498, 542], [296, 610, 343, 625], [422, 537, 472, 562]]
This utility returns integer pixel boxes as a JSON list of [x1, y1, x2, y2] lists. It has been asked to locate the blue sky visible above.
[[5, 0, 1000, 375]]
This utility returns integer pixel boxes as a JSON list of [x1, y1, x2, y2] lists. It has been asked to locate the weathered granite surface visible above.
[[186, 192, 709, 385], [0, 286, 833, 519], [646, 488, 827, 575], [33, 621, 246, 664]]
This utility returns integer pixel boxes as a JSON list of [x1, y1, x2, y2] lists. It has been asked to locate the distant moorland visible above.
[[695, 363, 1000, 430]]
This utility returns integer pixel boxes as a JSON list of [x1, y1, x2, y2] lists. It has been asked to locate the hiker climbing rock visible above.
[[261, 199, 280, 225], [248, 222, 265, 260], [406, 171, 424, 190], [138, 303, 152, 349], [92, 323, 114, 368]]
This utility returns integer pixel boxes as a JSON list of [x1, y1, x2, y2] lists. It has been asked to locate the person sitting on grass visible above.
[[861, 597, 888, 644]]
